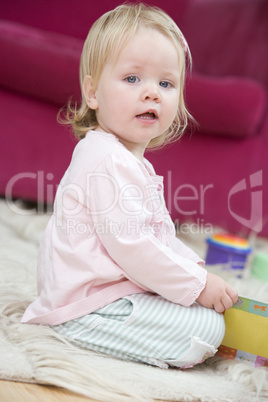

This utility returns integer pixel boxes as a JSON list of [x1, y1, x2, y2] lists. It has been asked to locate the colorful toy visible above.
[[206, 234, 252, 276], [217, 296, 268, 368]]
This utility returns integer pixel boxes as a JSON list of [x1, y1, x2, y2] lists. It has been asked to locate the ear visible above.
[[83, 75, 98, 110]]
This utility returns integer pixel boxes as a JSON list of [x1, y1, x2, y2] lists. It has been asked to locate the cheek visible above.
[[165, 94, 179, 120], [111, 90, 132, 115], [97, 90, 129, 125], [97, 90, 114, 115]]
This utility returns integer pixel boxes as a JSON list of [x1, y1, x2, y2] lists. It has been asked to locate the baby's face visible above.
[[91, 27, 181, 159]]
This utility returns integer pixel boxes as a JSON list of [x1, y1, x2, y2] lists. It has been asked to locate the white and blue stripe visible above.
[[52, 293, 225, 368]]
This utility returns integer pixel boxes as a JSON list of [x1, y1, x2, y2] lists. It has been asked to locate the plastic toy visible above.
[[206, 233, 252, 276]]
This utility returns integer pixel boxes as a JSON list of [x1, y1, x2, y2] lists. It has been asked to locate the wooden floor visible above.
[[0, 380, 96, 402], [0, 380, 166, 401]]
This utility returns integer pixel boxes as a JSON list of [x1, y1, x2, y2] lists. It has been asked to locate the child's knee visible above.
[[193, 307, 225, 352], [194, 304, 226, 347]]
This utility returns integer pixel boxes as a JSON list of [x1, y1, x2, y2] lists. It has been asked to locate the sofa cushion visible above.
[[0, 88, 76, 203], [1, 0, 191, 40], [0, 20, 82, 106], [181, 0, 268, 91], [185, 73, 267, 137], [1, 20, 267, 137]]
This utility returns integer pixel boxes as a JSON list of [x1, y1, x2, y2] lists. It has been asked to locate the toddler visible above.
[[22, 3, 238, 369]]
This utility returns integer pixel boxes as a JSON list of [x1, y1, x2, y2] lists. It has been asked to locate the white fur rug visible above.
[[0, 198, 268, 401]]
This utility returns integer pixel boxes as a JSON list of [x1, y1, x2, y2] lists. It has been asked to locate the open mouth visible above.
[[136, 111, 157, 120]]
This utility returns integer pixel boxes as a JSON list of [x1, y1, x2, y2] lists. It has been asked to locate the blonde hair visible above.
[[62, 2, 192, 148]]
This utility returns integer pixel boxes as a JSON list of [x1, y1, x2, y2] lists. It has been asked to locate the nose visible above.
[[141, 82, 161, 102]]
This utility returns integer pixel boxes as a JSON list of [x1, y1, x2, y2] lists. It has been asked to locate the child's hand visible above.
[[196, 272, 238, 313]]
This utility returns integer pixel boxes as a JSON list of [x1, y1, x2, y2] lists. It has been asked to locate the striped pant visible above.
[[52, 293, 225, 369]]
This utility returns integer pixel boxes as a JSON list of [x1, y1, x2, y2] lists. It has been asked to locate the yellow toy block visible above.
[[217, 296, 268, 368]]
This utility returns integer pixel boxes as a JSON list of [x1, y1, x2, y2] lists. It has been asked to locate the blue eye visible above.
[[159, 81, 171, 88], [125, 76, 139, 84]]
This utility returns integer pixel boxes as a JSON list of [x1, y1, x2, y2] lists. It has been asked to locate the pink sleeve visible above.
[[171, 236, 205, 267], [88, 152, 207, 307]]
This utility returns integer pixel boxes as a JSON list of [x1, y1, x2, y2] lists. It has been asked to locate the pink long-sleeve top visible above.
[[21, 131, 207, 325]]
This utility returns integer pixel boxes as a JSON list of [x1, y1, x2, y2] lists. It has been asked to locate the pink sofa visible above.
[[1, 0, 267, 236]]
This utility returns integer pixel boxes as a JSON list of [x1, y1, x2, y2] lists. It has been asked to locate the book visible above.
[[216, 296, 268, 368]]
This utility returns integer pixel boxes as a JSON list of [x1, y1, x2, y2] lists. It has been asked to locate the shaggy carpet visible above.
[[0, 199, 267, 401]]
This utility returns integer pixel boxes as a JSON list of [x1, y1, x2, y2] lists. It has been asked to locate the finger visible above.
[[213, 300, 225, 314], [226, 285, 238, 304], [221, 293, 233, 311]]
